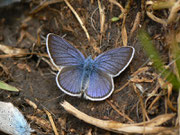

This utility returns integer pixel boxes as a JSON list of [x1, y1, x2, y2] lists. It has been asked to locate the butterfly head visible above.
[[83, 56, 94, 72]]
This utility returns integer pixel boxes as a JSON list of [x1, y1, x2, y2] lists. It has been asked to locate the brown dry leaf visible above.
[[86, 128, 92, 135], [0, 62, 9, 75], [17, 63, 31, 72], [0, 44, 28, 57], [176, 30, 180, 43], [58, 117, 66, 135], [27, 115, 52, 132], [61, 101, 174, 134]]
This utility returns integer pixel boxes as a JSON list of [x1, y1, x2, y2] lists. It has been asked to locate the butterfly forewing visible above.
[[84, 69, 113, 101], [46, 33, 85, 67], [94, 47, 135, 77], [56, 66, 83, 97]]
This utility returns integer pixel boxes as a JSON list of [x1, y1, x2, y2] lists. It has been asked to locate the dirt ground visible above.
[[0, 0, 178, 135]]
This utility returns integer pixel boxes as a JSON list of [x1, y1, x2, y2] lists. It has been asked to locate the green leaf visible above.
[[111, 17, 120, 22], [0, 81, 19, 92], [138, 29, 180, 90]]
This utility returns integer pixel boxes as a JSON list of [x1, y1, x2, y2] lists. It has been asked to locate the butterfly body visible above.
[[46, 33, 135, 101], [81, 56, 94, 92]]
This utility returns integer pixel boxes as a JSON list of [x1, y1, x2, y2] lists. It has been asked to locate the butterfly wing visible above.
[[46, 33, 85, 67], [84, 69, 113, 101], [0, 102, 33, 135], [56, 66, 83, 97], [94, 47, 135, 77]]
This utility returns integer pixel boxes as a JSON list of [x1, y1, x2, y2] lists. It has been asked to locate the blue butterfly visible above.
[[46, 33, 135, 101]]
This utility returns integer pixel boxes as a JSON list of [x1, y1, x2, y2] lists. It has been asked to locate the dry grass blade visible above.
[[167, 83, 177, 111], [0, 52, 47, 59], [178, 91, 180, 133], [64, 0, 90, 41], [114, 81, 130, 94], [168, 0, 180, 24], [61, 101, 173, 134], [145, 84, 160, 110], [130, 77, 154, 83], [24, 98, 38, 110], [30, 0, 63, 15], [98, 0, 105, 45], [132, 83, 150, 123], [106, 100, 134, 123], [44, 109, 59, 135], [0, 44, 28, 57], [121, 15, 127, 46], [130, 12, 141, 38], [146, 11, 167, 26], [134, 113, 175, 126], [109, 0, 124, 13]]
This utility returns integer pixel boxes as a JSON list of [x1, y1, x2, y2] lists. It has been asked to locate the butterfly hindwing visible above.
[[46, 33, 85, 67], [84, 69, 113, 101], [94, 47, 135, 77], [56, 66, 83, 97]]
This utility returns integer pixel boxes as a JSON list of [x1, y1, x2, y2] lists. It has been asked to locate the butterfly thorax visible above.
[[81, 56, 94, 92]]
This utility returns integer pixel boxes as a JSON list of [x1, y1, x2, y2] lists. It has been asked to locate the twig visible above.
[[130, 12, 141, 38], [146, 11, 167, 26], [90, 7, 99, 33], [61, 100, 174, 134], [109, 0, 124, 13], [30, 0, 63, 15], [98, 0, 105, 45], [114, 81, 130, 94], [64, 0, 90, 41], [106, 100, 134, 123]]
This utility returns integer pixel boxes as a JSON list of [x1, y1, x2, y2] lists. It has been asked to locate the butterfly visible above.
[[46, 33, 135, 101], [0, 101, 33, 135]]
